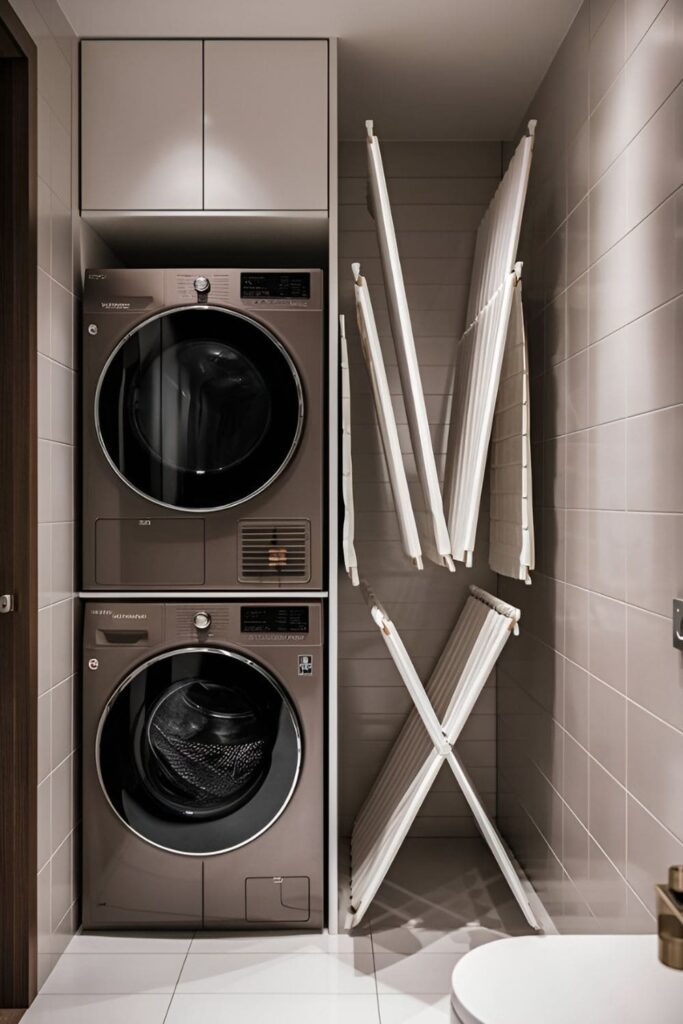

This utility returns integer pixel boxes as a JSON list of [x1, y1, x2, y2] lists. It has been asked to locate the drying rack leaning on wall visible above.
[[340, 121, 539, 924], [348, 583, 540, 931]]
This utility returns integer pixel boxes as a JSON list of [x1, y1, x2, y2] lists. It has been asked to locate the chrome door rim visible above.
[[95, 645, 303, 856]]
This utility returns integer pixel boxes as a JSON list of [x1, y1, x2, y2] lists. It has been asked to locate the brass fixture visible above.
[[656, 866, 683, 970]]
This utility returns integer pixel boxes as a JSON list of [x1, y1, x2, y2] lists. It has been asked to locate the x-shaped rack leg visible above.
[[367, 591, 540, 931]]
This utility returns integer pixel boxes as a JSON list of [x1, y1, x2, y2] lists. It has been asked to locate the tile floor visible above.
[[22, 838, 533, 1023]]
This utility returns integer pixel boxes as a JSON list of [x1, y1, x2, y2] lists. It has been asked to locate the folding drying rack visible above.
[[349, 584, 540, 931]]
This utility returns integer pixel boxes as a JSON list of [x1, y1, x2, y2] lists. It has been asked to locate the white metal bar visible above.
[[444, 750, 540, 930], [352, 263, 423, 569], [365, 121, 454, 571], [489, 271, 535, 582], [339, 314, 359, 587]]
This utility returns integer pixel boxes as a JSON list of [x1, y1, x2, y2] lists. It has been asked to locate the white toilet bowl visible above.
[[451, 934, 682, 1024]]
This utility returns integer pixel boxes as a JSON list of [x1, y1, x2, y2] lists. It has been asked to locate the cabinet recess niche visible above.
[[81, 39, 329, 213]]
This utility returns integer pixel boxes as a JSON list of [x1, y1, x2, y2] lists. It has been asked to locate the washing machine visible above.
[[82, 268, 324, 591], [82, 599, 324, 930]]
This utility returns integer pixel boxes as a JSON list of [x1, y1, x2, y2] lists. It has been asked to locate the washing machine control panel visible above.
[[241, 605, 309, 635], [240, 272, 312, 307]]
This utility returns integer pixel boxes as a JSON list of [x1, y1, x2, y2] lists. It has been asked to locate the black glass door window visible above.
[[97, 308, 303, 510], [98, 648, 301, 855]]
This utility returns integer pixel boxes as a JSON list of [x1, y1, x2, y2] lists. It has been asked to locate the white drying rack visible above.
[[365, 119, 455, 572], [339, 314, 359, 586], [352, 262, 423, 570], [348, 583, 540, 931], [444, 122, 536, 571]]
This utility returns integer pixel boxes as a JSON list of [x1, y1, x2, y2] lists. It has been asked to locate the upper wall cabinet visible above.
[[81, 39, 328, 213], [203, 41, 328, 211], [81, 41, 204, 210]]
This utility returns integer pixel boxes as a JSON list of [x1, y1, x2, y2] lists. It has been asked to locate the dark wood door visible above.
[[0, 0, 37, 1011]]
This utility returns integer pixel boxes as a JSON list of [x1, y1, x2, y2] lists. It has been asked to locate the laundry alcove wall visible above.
[[338, 138, 505, 838]]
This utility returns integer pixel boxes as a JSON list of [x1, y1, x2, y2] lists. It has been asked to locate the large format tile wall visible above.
[[338, 140, 502, 836], [10, 0, 80, 988], [497, 0, 683, 931]]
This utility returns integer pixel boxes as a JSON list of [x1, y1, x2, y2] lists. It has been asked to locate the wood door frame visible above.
[[0, 0, 37, 1011]]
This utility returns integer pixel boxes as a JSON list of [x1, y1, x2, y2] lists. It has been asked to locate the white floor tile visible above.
[[22, 994, 172, 1024], [66, 931, 194, 954], [374, 952, 459, 995], [166, 993, 381, 1023], [176, 952, 376, 995], [378, 993, 456, 1024], [189, 929, 371, 954], [39, 953, 187, 994]]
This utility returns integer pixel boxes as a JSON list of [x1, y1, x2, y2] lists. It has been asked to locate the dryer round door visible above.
[[96, 306, 304, 511], [97, 647, 302, 855]]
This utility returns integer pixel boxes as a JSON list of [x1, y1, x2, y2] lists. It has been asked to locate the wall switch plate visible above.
[[674, 600, 683, 651]]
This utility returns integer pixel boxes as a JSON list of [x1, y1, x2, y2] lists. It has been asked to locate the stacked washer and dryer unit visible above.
[[81, 268, 326, 930]]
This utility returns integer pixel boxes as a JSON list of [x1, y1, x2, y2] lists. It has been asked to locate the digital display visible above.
[[241, 606, 310, 634], [241, 273, 311, 300]]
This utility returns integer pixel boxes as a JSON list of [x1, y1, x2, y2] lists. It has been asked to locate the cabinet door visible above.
[[204, 40, 328, 211], [81, 40, 203, 210]]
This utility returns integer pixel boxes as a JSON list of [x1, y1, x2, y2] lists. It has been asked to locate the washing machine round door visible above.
[[97, 648, 302, 855], [96, 307, 304, 511]]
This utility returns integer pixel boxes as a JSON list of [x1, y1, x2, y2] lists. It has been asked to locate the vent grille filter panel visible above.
[[239, 520, 311, 583]]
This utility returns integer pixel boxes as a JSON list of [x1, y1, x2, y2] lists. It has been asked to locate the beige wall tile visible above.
[[627, 703, 683, 840], [590, 0, 627, 109], [37, 178, 51, 273], [627, 796, 683, 913], [564, 732, 589, 823], [588, 592, 627, 690], [589, 757, 627, 871], [624, 294, 683, 418], [588, 152, 630, 263], [588, 510, 627, 600], [589, 676, 627, 780], [588, 420, 627, 510], [588, 332, 627, 426], [565, 434, 590, 510], [626, 405, 683, 512], [565, 273, 589, 356], [565, 350, 589, 433], [626, 512, 683, 616], [50, 756, 72, 854], [37, 778, 51, 873], [627, 605, 683, 732], [564, 660, 590, 746], [626, 0, 669, 52], [589, 67, 630, 185], [565, 509, 590, 588], [625, 0, 683, 135]]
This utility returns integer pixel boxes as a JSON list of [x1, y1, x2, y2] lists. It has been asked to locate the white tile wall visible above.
[[10, 0, 79, 991], [338, 140, 501, 836]]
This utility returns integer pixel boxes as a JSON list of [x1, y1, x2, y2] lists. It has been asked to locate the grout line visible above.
[[161, 937, 194, 1024]]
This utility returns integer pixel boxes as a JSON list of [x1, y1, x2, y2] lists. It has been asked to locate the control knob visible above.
[[194, 611, 211, 631], [193, 276, 210, 294]]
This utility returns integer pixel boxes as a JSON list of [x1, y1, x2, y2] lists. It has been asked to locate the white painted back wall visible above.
[[338, 140, 503, 836]]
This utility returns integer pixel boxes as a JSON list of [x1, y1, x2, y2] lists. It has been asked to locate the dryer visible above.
[[82, 599, 324, 930], [82, 268, 324, 591]]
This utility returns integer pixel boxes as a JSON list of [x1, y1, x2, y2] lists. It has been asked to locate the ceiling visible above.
[[58, 0, 581, 140]]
